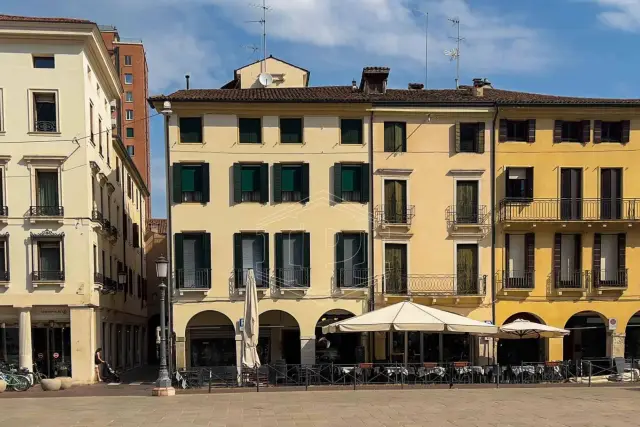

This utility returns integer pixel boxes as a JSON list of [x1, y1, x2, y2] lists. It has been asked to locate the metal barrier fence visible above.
[[174, 359, 640, 391]]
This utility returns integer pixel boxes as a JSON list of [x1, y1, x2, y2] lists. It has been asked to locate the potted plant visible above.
[[55, 361, 70, 377]]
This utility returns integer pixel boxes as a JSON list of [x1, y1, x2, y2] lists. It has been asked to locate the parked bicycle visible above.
[[0, 370, 30, 391]]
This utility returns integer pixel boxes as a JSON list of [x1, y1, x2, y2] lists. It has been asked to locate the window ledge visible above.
[[177, 288, 209, 296], [29, 217, 64, 225], [0, 131, 6, 135], [28, 131, 61, 136], [279, 142, 304, 145], [179, 141, 204, 144], [0, 281, 9, 288], [33, 281, 65, 289]]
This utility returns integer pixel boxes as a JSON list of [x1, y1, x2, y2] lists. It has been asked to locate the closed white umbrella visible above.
[[241, 269, 261, 368], [498, 319, 569, 339], [322, 301, 497, 335]]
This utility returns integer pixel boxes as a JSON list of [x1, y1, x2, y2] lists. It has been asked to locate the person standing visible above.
[[95, 348, 105, 382]]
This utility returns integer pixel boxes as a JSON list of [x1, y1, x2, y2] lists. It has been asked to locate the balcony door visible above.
[[384, 180, 407, 224], [175, 233, 211, 289], [560, 168, 582, 220], [456, 181, 479, 224], [505, 233, 534, 288], [38, 241, 61, 279], [555, 234, 582, 287], [36, 170, 59, 213], [335, 232, 368, 288], [456, 244, 478, 294], [234, 233, 268, 288], [601, 168, 622, 220], [384, 243, 407, 293]]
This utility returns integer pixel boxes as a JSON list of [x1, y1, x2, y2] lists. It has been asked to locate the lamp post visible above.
[[118, 271, 127, 293], [152, 255, 174, 396]]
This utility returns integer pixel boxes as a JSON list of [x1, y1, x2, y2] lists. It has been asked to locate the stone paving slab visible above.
[[0, 387, 638, 426]]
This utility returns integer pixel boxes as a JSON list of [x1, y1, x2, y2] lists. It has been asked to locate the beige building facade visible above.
[[0, 15, 148, 384]]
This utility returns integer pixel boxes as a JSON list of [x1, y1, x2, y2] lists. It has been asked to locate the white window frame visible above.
[[124, 55, 132, 66], [126, 110, 134, 121], [23, 156, 66, 209], [124, 73, 133, 84], [125, 91, 133, 103], [29, 89, 60, 134], [0, 88, 4, 132], [378, 169, 412, 224]]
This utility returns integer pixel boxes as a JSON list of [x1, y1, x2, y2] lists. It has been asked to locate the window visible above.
[[560, 168, 582, 220], [233, 163, 268, 203], [126, 127, 134, 138], [595, 120, 630, 143], [174, 232, 211, 289], [93, 245, 97, 275], [239, 118, 262, 144], [0, 169, 5, 213], [383, 180, 408, 224], [275, 232, 310, 288], [384, 243, 407, 294], [173, 163, 209, 203], [124, 73, 133, 84], [127, 145, 135, 156], [127, 175, 132, 199], [35, 170, 60, 214], [333, 163, 369, 203], [116, 158, 120, 183], [455, 181, 479, 224], [33, 56, 55, 69], [456, 122, 485, 153], [233, 233, 269, 288], [596, 234, 625, 285], [601, 168, 622, 220], [505, 233, 535, 289], [89, 102, 95, 144], [505, 167, 533, 200], [280, 118, 303, 143], [0, 237, 8, 280], [499, 119, 535, 143], [124, 55, 132, 66], [133, 223, 140, 248], [553, 233, 582, 288], [33, 92, 57, 132], [36, 240, 63, 280], [384, 121, 406, 152], [273, 163, 309, 203], [456, 244, 479, 294], [98, 118, 103, 156], [555, 120, 589, 143], [341, 119, 363, 144], [179, 117, 202, 143], [106, 130, 111, 165], [335, 232, 367, 288], [125, 91, 133, 102], [126, 110, 133, 120], [0, 88, 4, 131]]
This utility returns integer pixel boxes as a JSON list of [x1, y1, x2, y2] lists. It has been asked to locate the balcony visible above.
[[336, 268, 369, 289], [101, 277, 117, 294], [496, 270, 535, 291], [29, 205, 64, 218], [382, 271, 487, 297], [34, 120, 57, 133], [233, 268, 270, 291], [275, 267, 310, 290], [446, 205, 489, 236], [592, 269, 628, 290], [551, 269, 590, 292], [0, 206, 7, 217], [498, 198, 640, 223], [94, 272, 104, 285], [91, 209, 103, 222], [32, 270, 65, 288], [0, 270, 9, 285], [175, 268, 211, 294], [108, 225, 118, 242], [374, 204, 415, 227]]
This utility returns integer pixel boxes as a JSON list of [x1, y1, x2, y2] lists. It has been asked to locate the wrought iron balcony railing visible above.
[[34, 120, 57, 132], [446, 205, 488, 227], [233, 268, 270, 289], [592, 269, 628, 289], [275, 267, 310, 289], [382, 271, 487, 296], [102, 277, 117, 293], [552, 269, 589, 290], [374, 203, 416, 226], [29, 206, 64, 217], [101, 218, 111, 229], [91, 209, 103, 222], [109, 225, 118, 238], [175, 268, 211, 290], [32, 270, 65, 281], [94, 272, 104, 284], [336, 268, 369, 288], [498, 198, 640, 222], [496, 270, 535, 290], [0, 206, 7, 216], [0, 270, 9, 282]]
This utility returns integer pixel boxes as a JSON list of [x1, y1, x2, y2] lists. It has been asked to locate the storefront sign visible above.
[[32, 307, 70, 321], [53, 353, 59, 359]]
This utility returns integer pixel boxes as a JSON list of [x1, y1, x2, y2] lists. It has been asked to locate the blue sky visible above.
[[4, 0, 640, 217]]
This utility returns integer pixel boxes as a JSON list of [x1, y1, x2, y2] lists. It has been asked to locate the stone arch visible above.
[[503, 312, 546, 325], [186, 310, 237, 368], [315, 309, 359, 364], [624, 310, 640, 358], [563, 310, 608, 361], [258, 310, 301, 365], [498, 312, 548, 364]]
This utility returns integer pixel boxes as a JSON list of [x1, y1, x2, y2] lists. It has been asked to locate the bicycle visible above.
[[0, 371, 30, 391], [31, 363, 48, 385]]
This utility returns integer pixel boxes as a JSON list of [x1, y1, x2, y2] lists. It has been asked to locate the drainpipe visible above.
[[163, 113, 174, 375], [490, 104, 499, 358], [368, 109, 375, 361]]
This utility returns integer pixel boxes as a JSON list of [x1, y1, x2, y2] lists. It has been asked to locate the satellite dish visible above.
[[258, 72, 273, 87]]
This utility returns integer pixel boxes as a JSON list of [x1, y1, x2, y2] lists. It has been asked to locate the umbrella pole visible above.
[[404, 331, 408, 367]]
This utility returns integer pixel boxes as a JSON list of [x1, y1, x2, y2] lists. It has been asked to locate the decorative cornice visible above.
[[30, 229, 65, 238]]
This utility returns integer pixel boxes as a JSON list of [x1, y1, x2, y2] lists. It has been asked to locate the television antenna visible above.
[[242, 44, 260, 61], [412, 9, 429, 90], [445, 17, 464, 89], [246, 0, 271, 74]]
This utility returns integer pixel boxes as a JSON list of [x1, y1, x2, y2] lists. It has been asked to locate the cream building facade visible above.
[[0, 15, 148, 384]]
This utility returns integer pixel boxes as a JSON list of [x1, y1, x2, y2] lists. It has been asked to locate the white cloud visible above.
[[593, 0, 640, 32]]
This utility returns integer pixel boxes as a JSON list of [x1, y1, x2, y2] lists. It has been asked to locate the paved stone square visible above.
[[0, 386, 638, 426]]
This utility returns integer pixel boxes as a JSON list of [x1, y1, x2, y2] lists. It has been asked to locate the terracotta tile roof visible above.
[[0, 14, 94, 24], [147, 219, 167, 235], [150, 86, 640, 107]]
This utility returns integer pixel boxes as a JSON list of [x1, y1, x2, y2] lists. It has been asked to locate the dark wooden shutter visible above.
[[174, 233, 184, 283], [499, 119, 507, 142], [618, 233, 626, 276], [575, 234, 582, 274], [593, 233, 601, 286], [275, 233, 283, 281], [259, 163, 269, 204], [303, 232, 311, 287], [504, 167, 511, 198], [361, 232, 369, 271], [581, 120, 591, 144], [504, 234, 510, 273], [553, 120, 563, 143], [476, 122, 485, 153], [360, 163, 370, 203], [272, 163, 282, 203], [553, 233, 561, 276], [233, 233, 242, 287], [335, 232, 344, 285], [333, 163, 342, 203], [622, 120, 630, 144], [384, 122, 393, 152], [301, 163, 310, 203], [527, 119, 536, 143], [262, 233, 270, 274], [525, 233, 535, 272], [201, 163, 210, 203], [202, 233, 211, 289], [593, 120, 602, 144], [233, 163, 242, 203], [172, 163, 182, 204], [133, 224, 140, 248], [454, 122, 461, 153], [525, 167, 534, 199]]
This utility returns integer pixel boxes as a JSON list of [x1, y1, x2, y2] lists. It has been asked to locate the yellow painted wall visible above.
[[238, 57, 308, 89]]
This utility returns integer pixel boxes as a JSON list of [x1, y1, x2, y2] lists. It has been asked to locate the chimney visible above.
[[185, 74, 190, 90], [359, 67, 390, 94], [472, 78, 492, 97], [352, 80, 357, 91], [408, 83, 424, 90]]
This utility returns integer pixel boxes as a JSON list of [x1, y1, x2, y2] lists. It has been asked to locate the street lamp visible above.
[[152, 255, 174, 396], [118, 271, 127, 292]]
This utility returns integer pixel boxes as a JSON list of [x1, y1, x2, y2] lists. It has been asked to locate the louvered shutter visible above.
[[259, 163, 269, 204], [527, 119, 536, 143], [618, 233, 626, 285], [303, 232, 311, 287], [172, 163, 182, 204], [554, 233, 561, 279], [525, 168, 534, 199], [581, 120, 591, 144], [233, 163, 242, 203], [272, 163, 282, 203], [201, 163, 210, 203], [333, 163, 342, 203], [622, 120, 630, 144], [360, 163, 370, 203], [525, 233, 535, 288], [301, 163, 310, 203], [499, 119, 507, 142], [594, 120, 602, 144], [335, 232, 344, 287], [593, 233, 601, 287], [553, 120, 563, 143], [233, 233, 242, 287], [455, 122, 461, 153], [476, 122, 485, 153]]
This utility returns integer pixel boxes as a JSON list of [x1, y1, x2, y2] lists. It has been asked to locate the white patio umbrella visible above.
[[498, 319, 569, 339], [322, 301, 497, 335], [241, 269, 261, 368]]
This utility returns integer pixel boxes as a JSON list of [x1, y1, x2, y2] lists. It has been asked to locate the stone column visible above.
[[300, 336, 316, 366], [70, 306, 96, 384], [1, 323, 8, 362], [18, 308, 33, 373], [548, 337, 564, 361], [129, 325, 135, 368], [611, 333, 625, 358], [110, 323, 118, 367], [235, 334, 243, 384], [175, 336, 186, 370], [141, 327, 147, 365], [119, 325, 126, 370]]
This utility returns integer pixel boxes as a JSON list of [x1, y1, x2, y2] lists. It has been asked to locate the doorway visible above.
[[32, 324, 71, 377]]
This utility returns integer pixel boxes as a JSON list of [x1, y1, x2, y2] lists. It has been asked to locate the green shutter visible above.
[[384, 122, 394, 152], [335, 232, 344, 282], [172, 163, 182, 204], [240, 118, 262, 144], [273, 163, 282, 203], [241, 167, 256, 192], [233, 233, 242, 287], [202, 233, 211, 269], [303, 232, 311, 286], [342, 166, 356, 192], [341, 119, 362, 144], [233, 163, 242, 203], [181, 167, 196, 192], [301, 163, 309, 203], [396, 123, 406, 151], [275, 233, 283, 280], [280, 118, 303, 143], [476, 122, 485, 153], [201, 163, 210, 203], [262, 233, 270, 272], [360, 232, 368, 270], [333, 163, 342, 202], [455, 122, 461, 153], [281, 167, 296, 192], [259, 163, 269, 203], [360, 163, 370, 203], [174, 234, 184, 272]]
